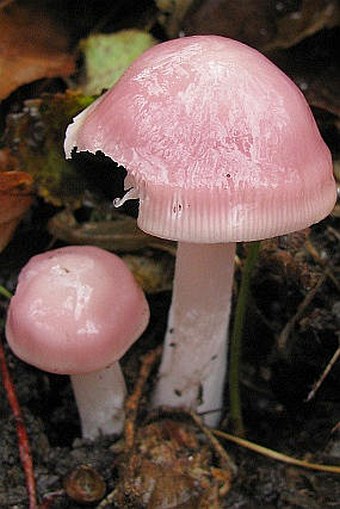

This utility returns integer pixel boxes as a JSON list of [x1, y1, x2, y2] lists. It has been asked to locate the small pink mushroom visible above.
[[64, 36, 336, 425], [6, 245, 149, 439]]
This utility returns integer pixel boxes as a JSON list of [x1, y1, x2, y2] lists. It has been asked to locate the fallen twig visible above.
[[124, 345, 162, 450], [0, 338, 38, 509], [306, 342, 340, 402], [97, 346, 162, 509], [39, 490, 65, 509]]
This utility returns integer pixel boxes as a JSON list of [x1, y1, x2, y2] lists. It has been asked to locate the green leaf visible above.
[[80, 29, 157, 96]]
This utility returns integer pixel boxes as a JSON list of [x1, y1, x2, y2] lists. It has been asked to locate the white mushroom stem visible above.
[[71, 362, 127, 440], [152, 241, 236, 426]]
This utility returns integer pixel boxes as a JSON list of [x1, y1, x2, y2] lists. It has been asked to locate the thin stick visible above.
[[0, 339, 38, 509], [39, 490, 65, 509], [306, 344, 340, 402], [124, 346, 162, 450], [98, 346, 162, 509], [212, 428, 340, 474]]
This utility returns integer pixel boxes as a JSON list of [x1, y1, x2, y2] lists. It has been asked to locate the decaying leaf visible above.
[[0, 4, 75, 100], [157, 0, 339, 52], [269, 0, 339, 50], [100, 348, 234, 508], [48, 208, 175, 254], [112, 419, 232, 508], [123, 253, 174, 294], [156, 0, 194, 38], [4, 91, 94, 207], [79, 29, 157, 96], [0, 168, 33, 252]]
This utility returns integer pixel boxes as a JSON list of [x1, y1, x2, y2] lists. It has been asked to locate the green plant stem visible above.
[[229, 241, 261, 436], [0, 285, 13, 300]]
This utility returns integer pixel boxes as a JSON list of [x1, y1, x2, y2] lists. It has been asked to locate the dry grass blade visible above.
[[212, 429, 340, 474], [306, 343, 340, 401], [189, 411, 237, 475]]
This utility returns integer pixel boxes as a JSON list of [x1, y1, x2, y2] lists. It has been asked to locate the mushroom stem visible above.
[[71, 363, 127, 440], [152, 242, 236, 426]]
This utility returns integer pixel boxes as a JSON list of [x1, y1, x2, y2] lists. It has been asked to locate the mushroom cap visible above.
[[6, 246, 149, 374], [65, 36, 336, 243]]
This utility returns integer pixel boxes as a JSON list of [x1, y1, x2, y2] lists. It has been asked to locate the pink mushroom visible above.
[[64, 36, 336, 425], [6, 245, 149, 439]]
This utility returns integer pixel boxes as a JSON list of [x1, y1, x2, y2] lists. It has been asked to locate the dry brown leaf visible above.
[[0, 155, 33, 251], [172, 0, 339, 51], [0, 4, 75, 100]]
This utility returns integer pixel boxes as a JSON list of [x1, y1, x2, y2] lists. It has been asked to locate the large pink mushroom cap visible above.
[[65, 35, 336, 243], [6, 245, 149, 375], [64, 35, 336, 426]]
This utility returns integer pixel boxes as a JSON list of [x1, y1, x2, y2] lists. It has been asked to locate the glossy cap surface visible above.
[[65, 36, 336, 242], [6, 246, 149, 374]]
